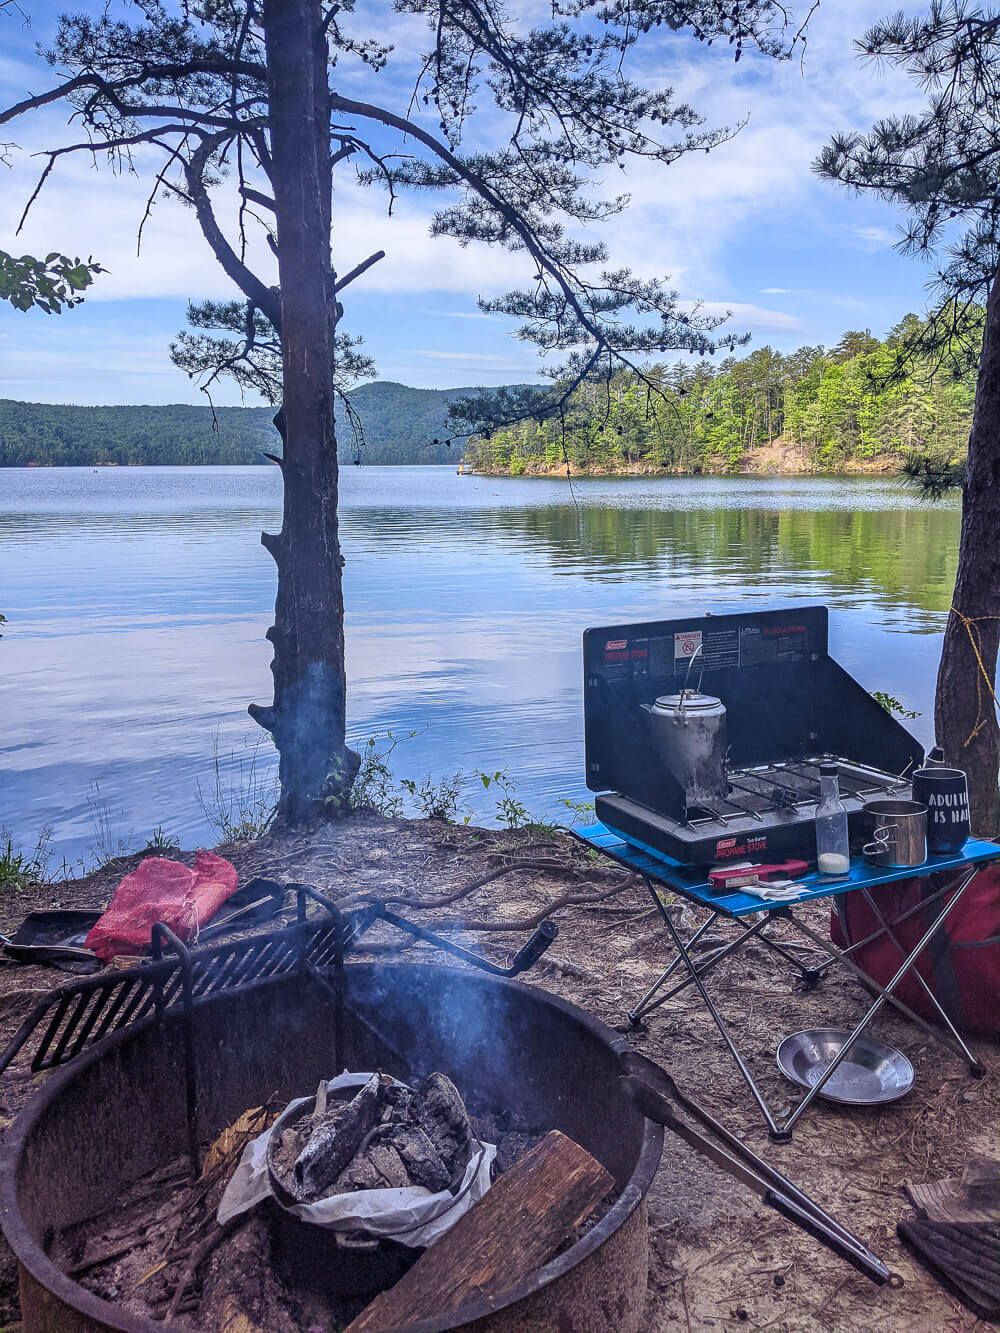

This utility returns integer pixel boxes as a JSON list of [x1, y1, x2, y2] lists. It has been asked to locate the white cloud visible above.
[[853, 225, 899, 249], [417, 308, 497, 321], [696, 302, 806, 332]]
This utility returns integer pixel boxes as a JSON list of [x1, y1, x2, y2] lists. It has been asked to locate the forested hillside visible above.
[[0, 381, 491, 466], [466, 316, 977, 475]]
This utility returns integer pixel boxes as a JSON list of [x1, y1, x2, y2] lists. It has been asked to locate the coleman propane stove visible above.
[[584, 606, 924, 867]]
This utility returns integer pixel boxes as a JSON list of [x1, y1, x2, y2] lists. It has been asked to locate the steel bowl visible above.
[[776, 1028, 914, 1106]]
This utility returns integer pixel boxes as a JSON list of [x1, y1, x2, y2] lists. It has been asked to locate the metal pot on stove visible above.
[[640, 689, 729, 807]]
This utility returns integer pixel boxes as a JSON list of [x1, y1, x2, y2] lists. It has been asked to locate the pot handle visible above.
[[863, 825, 896, 857], [678, 641, 704, 713]]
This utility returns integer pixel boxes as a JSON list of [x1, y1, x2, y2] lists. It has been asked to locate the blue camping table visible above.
[[577, 823, 1000, 1139]]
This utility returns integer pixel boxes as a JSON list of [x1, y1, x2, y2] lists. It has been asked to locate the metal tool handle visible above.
[[370, 906, 558, 977], [618, 1052, 892, 1286], [766, 1191, 898, 1287], [509, 920, 559, 974]]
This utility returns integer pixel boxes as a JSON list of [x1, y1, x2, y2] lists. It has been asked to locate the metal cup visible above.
[[862, 799, 927, 868], [910, 767, 971, 854]]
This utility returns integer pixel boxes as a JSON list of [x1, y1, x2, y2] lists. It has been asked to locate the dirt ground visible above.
[[0, 812, 996, 1332]]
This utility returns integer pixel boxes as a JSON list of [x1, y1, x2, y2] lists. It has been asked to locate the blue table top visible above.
[[577, 822, 1000, 918]]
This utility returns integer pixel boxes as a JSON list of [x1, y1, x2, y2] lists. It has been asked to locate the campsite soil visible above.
[[0, 811, 997, 1331]]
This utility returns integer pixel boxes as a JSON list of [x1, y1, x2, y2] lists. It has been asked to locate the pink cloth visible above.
[[85, 851, 239, 961]]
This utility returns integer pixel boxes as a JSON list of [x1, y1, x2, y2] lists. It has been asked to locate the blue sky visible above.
[[0, 0, 934, 406]]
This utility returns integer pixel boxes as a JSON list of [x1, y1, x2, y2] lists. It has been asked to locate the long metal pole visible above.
[[787, 875, 982, 1068], [627, 911, 719, 1023]]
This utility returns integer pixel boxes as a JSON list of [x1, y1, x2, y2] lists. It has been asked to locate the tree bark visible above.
[[935, 267, 1000, 835], [252, 0, 357, 823]]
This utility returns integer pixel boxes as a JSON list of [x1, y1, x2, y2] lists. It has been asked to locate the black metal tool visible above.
[[0, 885, 558, 1080], [618, 1049, 897, 1287], [289, 882, 559, 978], [372, 906, 558, 977]]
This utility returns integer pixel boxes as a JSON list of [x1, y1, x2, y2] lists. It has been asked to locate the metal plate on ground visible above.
[[776, 1028, 914, 1105]]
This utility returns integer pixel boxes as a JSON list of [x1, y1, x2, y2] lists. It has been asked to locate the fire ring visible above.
[[0, 963, 663, 1331]]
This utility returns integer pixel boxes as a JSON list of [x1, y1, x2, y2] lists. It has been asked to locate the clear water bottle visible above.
[[815, 762, 850, 876]]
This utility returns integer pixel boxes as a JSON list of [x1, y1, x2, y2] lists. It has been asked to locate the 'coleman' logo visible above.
[[605, 639, 627, 651], [715, 835, 769, 859]]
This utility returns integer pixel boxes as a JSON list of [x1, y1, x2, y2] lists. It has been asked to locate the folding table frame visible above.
[[577, 826, 1000, 1141]]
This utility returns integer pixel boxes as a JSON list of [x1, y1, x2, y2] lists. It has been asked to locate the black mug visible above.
[[910, 766, 971, 854]]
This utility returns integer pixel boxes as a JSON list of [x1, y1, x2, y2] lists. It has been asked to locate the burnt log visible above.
[[345, 1130, 614, 1332], [412, 1072, 473, 1183], [293, 1073, 382, 1199], [385, 1124, 451, 1194]]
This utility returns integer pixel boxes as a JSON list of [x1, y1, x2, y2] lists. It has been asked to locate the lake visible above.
[[0, 465, 960, 869]]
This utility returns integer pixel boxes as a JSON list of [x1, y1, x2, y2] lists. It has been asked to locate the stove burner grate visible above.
[[684, 755, 912, 829]]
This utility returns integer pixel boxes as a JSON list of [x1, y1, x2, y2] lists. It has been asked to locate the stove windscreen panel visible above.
[[583, 605, 924, 820]]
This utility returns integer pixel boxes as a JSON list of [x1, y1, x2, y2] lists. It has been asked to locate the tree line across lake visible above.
[[465, 314, 977, 475], [0, 381, 480, 467], [2, 317, 978, 475]]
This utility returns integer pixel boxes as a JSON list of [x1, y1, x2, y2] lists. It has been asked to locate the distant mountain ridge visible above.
[[0, 381, 528, 467]]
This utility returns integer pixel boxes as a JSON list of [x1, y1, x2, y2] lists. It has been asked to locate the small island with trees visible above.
[[465, 316, 976, 477]]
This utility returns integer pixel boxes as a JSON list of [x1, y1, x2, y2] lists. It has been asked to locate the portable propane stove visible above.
[[584, 605, 923, 866]]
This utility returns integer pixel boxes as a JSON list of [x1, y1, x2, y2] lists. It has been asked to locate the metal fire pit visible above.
[[0, 962, 662, 1332]]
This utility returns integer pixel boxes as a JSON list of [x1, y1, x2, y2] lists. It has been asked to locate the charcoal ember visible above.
[[293, 1073, 383, 1200], [386, 1124, 451, 1193], [338, 1139, 412, 1191], [412, 1073, 473, 1181], [382, 1083, 414, 1117]]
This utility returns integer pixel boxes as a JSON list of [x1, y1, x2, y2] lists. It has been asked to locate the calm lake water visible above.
[[1, 465, 960, 867]]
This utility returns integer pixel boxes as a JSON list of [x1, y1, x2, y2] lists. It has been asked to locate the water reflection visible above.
[[0, 466, 960, 863]]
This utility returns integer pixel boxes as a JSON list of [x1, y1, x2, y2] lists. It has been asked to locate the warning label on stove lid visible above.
[[738, 622, 810, 666], [672, 627, 740, 674]]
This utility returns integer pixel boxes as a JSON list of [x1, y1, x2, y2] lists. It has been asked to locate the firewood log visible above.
[[345, 1130, 613, 1331]]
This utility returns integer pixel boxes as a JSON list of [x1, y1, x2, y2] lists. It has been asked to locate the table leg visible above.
[[836, 879, 956, 961], [780, 868, 984, 1134], [656, 902, 786, 1139], [753, 932, 829, 986], [859, 887, 979, 1070], [627, 910, 720, 1024], [785, 875, 981, 1069]]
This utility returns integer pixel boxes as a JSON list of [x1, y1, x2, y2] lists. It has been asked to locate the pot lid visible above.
[[653, 691, 723, 712]]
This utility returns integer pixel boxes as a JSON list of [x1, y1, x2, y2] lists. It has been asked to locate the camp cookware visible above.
[[776, 1028, 914, 1106], [862, 799, 927, 868], [911, 767, 971, 854], [639, 689, 729, 808], [585, 606, 924, 867]]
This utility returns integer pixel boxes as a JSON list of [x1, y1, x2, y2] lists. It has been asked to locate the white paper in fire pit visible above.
[[218, 1072, 497, 1249]]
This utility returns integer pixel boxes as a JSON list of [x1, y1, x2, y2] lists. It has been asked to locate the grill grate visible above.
[[0, 915, 342, 1078], [683, 754, 912, 829]]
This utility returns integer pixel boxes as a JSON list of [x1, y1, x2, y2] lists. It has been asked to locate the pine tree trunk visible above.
[[250, 0, 358, 823], [934, 267, 1000, 834]]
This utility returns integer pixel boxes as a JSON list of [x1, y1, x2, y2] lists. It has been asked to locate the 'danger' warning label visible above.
[[673, 628, 739, 673]]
